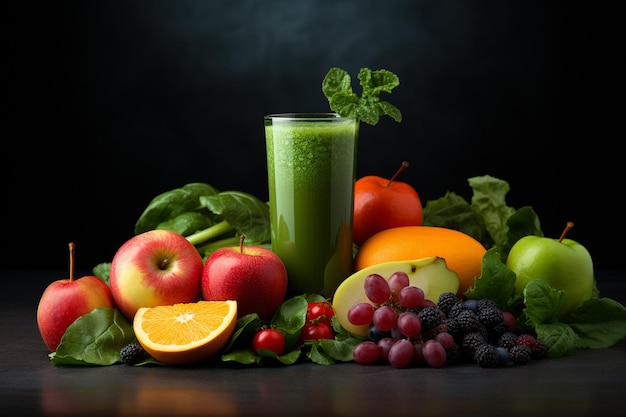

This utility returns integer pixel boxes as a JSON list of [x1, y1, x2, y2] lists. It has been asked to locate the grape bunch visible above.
[[349, 272, 547, 368]]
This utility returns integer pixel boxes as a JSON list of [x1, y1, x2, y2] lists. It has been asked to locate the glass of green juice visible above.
[[264, 113, 359, 298]]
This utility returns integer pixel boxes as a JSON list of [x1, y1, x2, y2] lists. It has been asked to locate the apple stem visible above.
[[386, 161, 409, 187], [239, 234, 245, 254], [68, 242, 75, 282], [558, 221, 575, 243]]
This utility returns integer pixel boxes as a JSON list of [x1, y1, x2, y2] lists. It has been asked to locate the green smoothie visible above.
[[265, 113, 359, 298]]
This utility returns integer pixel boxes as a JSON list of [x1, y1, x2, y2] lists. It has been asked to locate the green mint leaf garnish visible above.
[[322, 67, 402, 125]]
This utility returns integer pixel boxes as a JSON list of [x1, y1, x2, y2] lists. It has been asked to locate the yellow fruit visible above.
[[133, 300, 237, 365], [332, 257, 459, 338], [354, 226, 486, 296]]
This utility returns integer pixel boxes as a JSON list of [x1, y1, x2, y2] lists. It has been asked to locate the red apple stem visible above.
[[386, 161, 409, 187], [239, 234, 245, 254], [558, 222, 575, 243], [68, 242, 75, 282]]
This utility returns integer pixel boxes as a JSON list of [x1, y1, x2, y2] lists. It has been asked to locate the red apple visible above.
[[202, 236, 288, 322], [37, 242, 115, 352], [110, 229, 204, 320], [353, 161, 423, 246]]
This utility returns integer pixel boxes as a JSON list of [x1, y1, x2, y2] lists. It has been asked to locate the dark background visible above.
[[3, 0, 620, 272]]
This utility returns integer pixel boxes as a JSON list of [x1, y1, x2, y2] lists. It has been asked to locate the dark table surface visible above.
[[2, 269, 625, 417]]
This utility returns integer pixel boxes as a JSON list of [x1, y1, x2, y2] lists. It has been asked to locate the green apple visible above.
[[332, 256, 459, 337], [506, 223, 594, 318]]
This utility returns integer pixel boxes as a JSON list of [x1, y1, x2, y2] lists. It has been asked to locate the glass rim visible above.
[[264, 112, 355, 121]]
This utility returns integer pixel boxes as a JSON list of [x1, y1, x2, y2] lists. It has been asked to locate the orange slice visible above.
[[133, 300, 237, 365]]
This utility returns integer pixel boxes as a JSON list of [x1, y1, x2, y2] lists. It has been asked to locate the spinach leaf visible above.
[[565, 297, 626, 349], [50, 308, 135, 366], [134, 182, 219, 234], [199, 191, 270, 245]]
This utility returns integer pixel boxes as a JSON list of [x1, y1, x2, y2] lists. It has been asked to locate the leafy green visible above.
[[92, 262, 111, 286], [565, 297, 626, 349], [322, 67, 402, 125], [134, 182, 219, 234], [132, 183, 271, 260], [424, 174, 543, 261], [428, 174, 626, 357], [464, 248, 516, 309], [50, 308, 136, 366], [220, 294, 361, 366]]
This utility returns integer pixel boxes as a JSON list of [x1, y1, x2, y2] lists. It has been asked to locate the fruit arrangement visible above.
[[347, 271, 548, 368], [36, 66, 626, 368]]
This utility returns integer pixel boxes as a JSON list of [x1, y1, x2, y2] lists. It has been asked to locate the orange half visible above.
[[133, 300, 237, 365]]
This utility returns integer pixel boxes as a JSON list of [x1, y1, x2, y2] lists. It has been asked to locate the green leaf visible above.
[[322, 67, 402, 125], [316, 338, 356, 362], [468, 174, 516, 250], [50, 308, 135, 366], [564, 297, 626, 348], [156, 211, 217, 236], [464, 248, 516, 308], [221, 347, 261, 365], [92, 263, 111, 286], [321, 67, 352, 98], [270, 295, 308, 348], [307, 343, 336, 365], [134, 183, 219, 234], [222, 313, 264, 353], [535, 322, 579, 357], [522, 280, 562, 327], [199, 191, 270, 244]]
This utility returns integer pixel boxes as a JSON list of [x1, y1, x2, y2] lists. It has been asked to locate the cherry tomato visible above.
[[253, 328, 285, 356], [307, 301, 335, 325], [298, 321, 334, 345]]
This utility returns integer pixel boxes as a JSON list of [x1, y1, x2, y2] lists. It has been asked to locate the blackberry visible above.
[[455, 309, 480, 335], [473, 344, 500, 368], [516, 334, 539, 353], [533, 340, 548, 358], [497, 331, 519, 350], [478, 306, 504, 328], [417, 307, 442, 330], [462, 332, 487, 357], [443, 318, 461, 339], [476, 298, 499, 311], [487, 321, 509, 341], [445, 342, 463, 365], [437, 292, 459, 316], [509, 345, 532, 365], [120, 342, 146, 365], [446, 302, 468, 320]]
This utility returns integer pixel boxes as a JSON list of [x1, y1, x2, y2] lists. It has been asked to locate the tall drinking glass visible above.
[[264, 113, 359, 298]]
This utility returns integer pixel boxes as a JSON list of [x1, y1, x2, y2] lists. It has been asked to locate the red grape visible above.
[[372, 305, 398, 332], [377, 337, 397, 362], [435, 332, 454, 349], [422, 339, 447, 368], [352, 341, 380, 365], [388, 271, 410, 301], [396, 311, 422, 338], [364, 274, 391, 304], [347, 302, 375, 326], [388, 339, 414, 368], [398, 286, 425, 309]]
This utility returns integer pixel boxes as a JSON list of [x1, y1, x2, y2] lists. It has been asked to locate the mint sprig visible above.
[[322, 67, 402, 125]]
